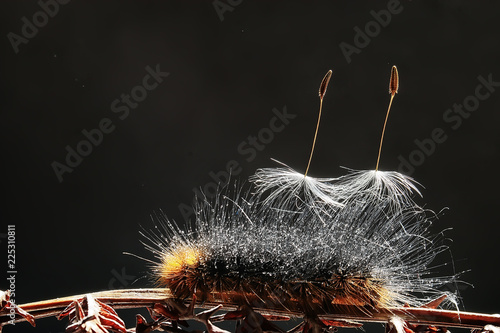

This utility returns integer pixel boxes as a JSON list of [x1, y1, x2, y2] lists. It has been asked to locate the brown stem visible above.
[[1, 288, 499, 330]]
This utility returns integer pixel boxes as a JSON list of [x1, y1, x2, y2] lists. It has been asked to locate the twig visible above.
[[1, 288, 499, 331]]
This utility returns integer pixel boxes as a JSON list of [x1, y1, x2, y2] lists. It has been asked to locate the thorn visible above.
[[135, 314, 155, 333], [422, 295, 448, 309], [187, 294, 197, 316], [151, 303, 180, 320], [196, 304, 222, 322], [74, 301, 85, 321]]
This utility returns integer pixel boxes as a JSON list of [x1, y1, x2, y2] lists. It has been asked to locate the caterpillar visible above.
[[141, 66, 457, 318]]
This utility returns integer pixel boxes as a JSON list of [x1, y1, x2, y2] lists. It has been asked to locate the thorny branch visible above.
[[0, 288, 498, 333]]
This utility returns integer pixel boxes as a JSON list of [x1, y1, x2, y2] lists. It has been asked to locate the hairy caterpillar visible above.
[[141, 67, 457, 318]]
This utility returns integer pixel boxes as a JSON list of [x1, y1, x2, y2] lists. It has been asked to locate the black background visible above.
[[1, 1, 499, 332]]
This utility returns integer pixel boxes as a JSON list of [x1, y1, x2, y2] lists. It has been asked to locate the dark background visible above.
[[1, 1, 499, 332]]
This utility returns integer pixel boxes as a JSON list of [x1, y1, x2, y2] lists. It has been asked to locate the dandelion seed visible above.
[[335, 168, 422, 213], [250, 70, 345, 214], [334, 66, 419, 214]]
